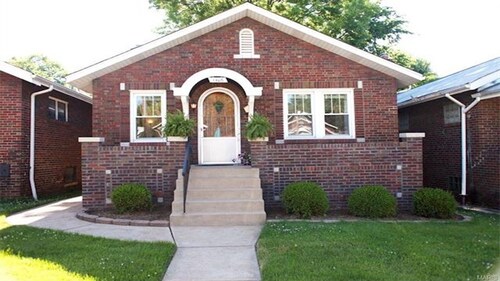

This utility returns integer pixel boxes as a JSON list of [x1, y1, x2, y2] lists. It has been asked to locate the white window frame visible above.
[[129, 90, 167, 143], [283, 88, 356, 140], [49, 96, 68, 122], [234, 28, 260, 59], [443, 103, 460, 124]]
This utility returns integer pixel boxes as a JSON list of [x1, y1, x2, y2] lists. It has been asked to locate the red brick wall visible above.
[[92, 17, 399, 145], [250, 137, 423, 211], [0, 71, 92, 198], [0, 72, 29, 197], [399, 93, 499, 208], [83, 17, 423, 210], [468, 97, 499, 208], [80, 142, 185, 210], [30, 85, 92, 195]]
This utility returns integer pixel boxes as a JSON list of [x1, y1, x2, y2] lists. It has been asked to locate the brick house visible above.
[[0, 61, 92, 199], [398, 58, 499, 209], [68, 3, 425, 223]]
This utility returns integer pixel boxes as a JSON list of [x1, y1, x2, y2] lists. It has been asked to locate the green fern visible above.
[[163, 110, 195, 137], [245, 113, 273, 140]]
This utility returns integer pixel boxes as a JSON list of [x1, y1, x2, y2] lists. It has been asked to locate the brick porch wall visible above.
[[250, 136, 423, 211], [81, 140, 185, 210]]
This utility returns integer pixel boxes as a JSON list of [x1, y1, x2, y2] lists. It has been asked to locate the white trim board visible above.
[[67, 3, 422, 92], [1, 61, 92, 104]]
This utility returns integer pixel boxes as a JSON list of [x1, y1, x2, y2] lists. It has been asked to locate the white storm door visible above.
[[198, 90, 240, 164]]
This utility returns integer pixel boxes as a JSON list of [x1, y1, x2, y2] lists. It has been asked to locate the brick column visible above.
[[398, 133, 425, 210], [79, 137, 106, 210]]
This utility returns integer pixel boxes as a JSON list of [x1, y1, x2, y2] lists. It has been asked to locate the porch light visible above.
[[244, 105, 249, 113], [190, 103, 197, 109]]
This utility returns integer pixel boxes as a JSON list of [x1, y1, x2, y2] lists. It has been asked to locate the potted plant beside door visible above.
[[163, 110, 196, 142], [245, 113, 273, 141]]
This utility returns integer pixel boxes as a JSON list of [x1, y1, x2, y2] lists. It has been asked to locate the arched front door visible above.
[[198, 87, 241, 164]]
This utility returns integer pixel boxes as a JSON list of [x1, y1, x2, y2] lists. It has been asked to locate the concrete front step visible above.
[[189, 166, 259, 178], [170, 211, 266, 226], [174, 188, 263, 201], [188, 177, 261, 189], [171, 166, 265, 227], [172, 199, 264, 213]]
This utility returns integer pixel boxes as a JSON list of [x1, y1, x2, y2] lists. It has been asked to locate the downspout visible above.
[[30, 86, 54, 200], [444, 94, 481, 204]]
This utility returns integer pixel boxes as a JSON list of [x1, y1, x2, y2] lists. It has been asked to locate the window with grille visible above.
[[48, 97, 68, 122], [129, 90, 167, 142], [283, 89, 355, 139]]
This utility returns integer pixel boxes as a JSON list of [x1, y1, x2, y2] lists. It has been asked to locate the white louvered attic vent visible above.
[[234, 28, 260, 59]]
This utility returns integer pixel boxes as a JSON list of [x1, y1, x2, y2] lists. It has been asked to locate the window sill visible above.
[[130, 138, 166, 144], [233, 54, 260, 59], [284, 136, 356, 140], [64, 182, 79, 188]]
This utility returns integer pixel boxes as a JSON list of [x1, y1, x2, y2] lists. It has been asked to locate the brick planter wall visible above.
[[250, 136, 423, 211], [81, 140, 185, 210]]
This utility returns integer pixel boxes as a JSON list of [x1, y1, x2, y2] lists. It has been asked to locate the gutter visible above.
[[444, 94, 481, 204], [398, 85, 470, 109], [30, 85, 54, 200]]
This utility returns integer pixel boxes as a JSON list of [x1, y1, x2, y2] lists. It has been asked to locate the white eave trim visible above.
[[67, 3, 422, 92], [472, 92, 500, 100], [1, 61, 92, 104], [33, 76, 92, 104], [0, 61, 39, 85]]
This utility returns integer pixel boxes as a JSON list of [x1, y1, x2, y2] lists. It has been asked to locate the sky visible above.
[[0, 0, 499, 77]]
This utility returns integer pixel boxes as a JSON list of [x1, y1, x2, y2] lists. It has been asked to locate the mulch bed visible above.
[[87, 205, 171, 221], [88, 206, 465, 222]]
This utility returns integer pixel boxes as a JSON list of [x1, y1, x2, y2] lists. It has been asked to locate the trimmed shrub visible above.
[[282, 182, 329, 218], [348, 185, 397, 218], [413, 188, 457, 219], [111, 183, 152, 213]]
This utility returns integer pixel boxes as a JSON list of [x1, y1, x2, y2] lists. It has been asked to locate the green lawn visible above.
[[258, 212, 500, 281], [0, 195, 176, 281]]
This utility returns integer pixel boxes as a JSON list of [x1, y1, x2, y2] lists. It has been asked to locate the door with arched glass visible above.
[[198, 88, 241, 164]]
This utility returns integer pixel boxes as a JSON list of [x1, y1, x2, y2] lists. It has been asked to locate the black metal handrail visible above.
[[182, 138, 192, 214]]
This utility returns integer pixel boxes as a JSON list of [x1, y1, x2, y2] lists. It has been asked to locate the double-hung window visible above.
[[284, 89, 355, 139], [48, 97, 68, 122], [130, 90, 167, 142]]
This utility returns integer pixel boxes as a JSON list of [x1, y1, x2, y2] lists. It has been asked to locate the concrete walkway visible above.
[[164, 226, 263, 281], [6, 197, 263, 280], [6, 197, 174, 243]]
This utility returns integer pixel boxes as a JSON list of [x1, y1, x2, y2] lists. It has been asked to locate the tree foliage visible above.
[[150, 0, 409, 54], [9, 54, 67, 84], [387, 49, 438, 87]]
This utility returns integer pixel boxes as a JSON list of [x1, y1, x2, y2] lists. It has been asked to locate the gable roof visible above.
[[397, 57, 500, 108], [67, 3, 422, 92], [0, 61, 92, 104]]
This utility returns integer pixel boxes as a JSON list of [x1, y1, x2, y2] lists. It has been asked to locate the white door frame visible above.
[[197, 87, 241, 164]]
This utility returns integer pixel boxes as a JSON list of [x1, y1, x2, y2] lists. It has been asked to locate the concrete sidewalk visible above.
[[6, 197, 263, 280], [164, 226, 263, 281], [6, 196, 174, 243]]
